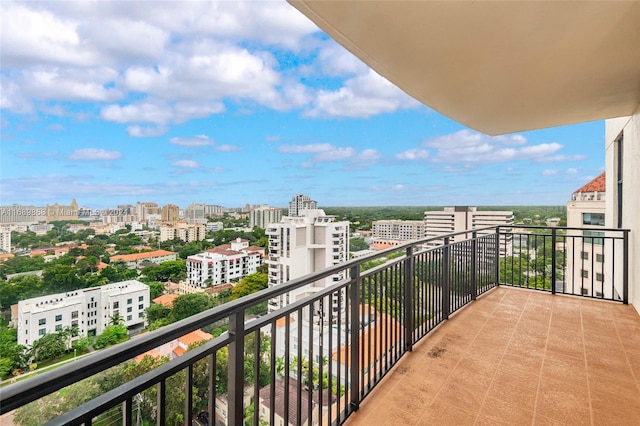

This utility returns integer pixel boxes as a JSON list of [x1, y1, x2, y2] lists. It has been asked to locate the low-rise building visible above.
[[17, 280, 149, 347], [159, 222, 206, 242], [110, 249, 177, 269]]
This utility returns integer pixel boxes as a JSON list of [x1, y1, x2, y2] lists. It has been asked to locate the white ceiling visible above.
[[289, 1, 640, 135]]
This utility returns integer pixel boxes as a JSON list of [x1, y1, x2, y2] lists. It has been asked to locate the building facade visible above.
[[288, 194, 318, 217], [17, 280, 149, 347], [424, 206, 514, 255], [135, 202, 159, 221], [161, 204, 180, 224], [184, 203, 206, 224], [567, 173, 608, 297], [186, 238, 264, 289], [249, 206, 283, 229], [159, 223, 206, 242], [371, 220, 425, 248], [0, 230, 10, 253], [266, 209, 349, 318], [0, 205, 46, 224]]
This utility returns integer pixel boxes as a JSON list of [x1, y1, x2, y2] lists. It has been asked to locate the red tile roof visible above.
[[574, 172, 605, 193], [111, 249, 175, 262], [152, 294, 178, 308]]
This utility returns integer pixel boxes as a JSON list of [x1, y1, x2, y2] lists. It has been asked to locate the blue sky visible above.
[[0, 1, 605, 210]]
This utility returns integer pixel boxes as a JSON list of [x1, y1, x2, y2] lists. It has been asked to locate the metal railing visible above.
[[0, 225, 629, 425]]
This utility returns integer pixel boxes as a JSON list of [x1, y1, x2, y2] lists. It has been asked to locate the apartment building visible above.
[[135, 202, 159, 221], [0, 204, 46, 224], [249, 205, 283, 229], [17, 280, 149, 347], [424, 206, 513, 255], [288, 194, 318, 217], [159, 222, 206, 242], [566, 173, 608, 297], [371, 219, 425, 249], [186, 238, 264, 289], [110, 249, 177, 269], [266, 209, 349, 318], [161, 204, 180, 224], [184, 203, 206, 224], [0, 230, 10, 253]]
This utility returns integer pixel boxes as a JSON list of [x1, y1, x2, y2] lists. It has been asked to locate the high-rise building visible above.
[[288, 194, 318, 217], [204, 204, 224, 218], [0, 229, 10, 253], [186, 238, 264, 289], [45, 199, 79, 222], [161, 204, 180, 224], [249, 205, 283, 229], [0, 204, 46, 224], [371, 220, 425, 248], [17, 280, 149, 347], [566, 173, 608, 297], [266, 209, 349, 318], [184, 203, 206, 224], [424, 206, 514, 255], [135, 202, 159, 221]]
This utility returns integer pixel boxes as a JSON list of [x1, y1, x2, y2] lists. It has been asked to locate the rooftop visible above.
[[345, 286, 640, 425], [574, 172, 606, 194]]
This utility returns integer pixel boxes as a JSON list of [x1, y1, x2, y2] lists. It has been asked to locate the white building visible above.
[[249, 205, 283, 229], [266, 209, 349, 318], [424, 207, 514, 256], [205, 222, 224, 232], [159, 222, 206, 242], [288, 194, 318, 217], [186, 238, 264, 289], [0, 229, 10, 253], [0, 204, 45, 224], [135, 202, 159, 221], [17, 280, 149, 347], [371, 220, 425, 247], [566, 173, 608, 297], [184, 203, 206, 224]]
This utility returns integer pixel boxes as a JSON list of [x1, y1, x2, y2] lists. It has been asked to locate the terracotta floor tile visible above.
[[416, 397, 477, 426], [478, 396, 535, 426]]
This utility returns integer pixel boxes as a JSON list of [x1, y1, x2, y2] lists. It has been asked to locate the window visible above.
[[596, 291, 604, 298], [39, 328, 46, 336], [581, 270, 589, 278], [127, 315, 132, 321], [139, 312, 145, 318], [138, 296, 144, 302], [55, 324, 62, 331], [38, 318, 46, 325], [55, 314, 62, 321], [596, 254, 604, 263], [138, 304, 144, 310], [596, 273, 604, 282], [127, 298, 132, 304], [581, 288, 589, 295], [583, 230, 604, 245], [71, 311, 78, 319], [113, 301, 119, 309], [580, 251, 588, 260], [127, 307, 132, 313], [582, 213, 605, 226]]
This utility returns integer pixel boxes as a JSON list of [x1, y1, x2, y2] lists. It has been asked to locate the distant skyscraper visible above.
[[249, 205, 282, 229], [135, 202, 159, 221], [288, 194, 318, 217], [266, 209, 349, 319], [45, 199, 79, 222], [0, 229, 10, 253], [161, 204, 180, 224], [424, 206, 513, 255], [184, 203, 206, 224]]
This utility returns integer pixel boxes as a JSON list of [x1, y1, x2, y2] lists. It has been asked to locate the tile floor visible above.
[[345, 286, 640, 426]]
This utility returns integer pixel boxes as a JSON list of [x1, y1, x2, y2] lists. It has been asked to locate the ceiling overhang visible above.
[[289, 1, 640, 135]]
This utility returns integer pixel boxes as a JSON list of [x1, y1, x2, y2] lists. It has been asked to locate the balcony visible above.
[[0, 226, 635, 426]]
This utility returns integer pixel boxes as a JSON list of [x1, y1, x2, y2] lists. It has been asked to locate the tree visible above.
[[349, 237, 369, 252], [31, 332, 67, 362], [230, 272, 268, 300], [170, 293, 215, 322], [146, 303, 171, 323], [94, 324, 128, 349], [142, 260, 186, 282]]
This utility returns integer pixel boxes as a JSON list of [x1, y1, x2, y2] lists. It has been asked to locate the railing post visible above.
[[228, 308, 245, 425], [494, 227, 501, 286], [623, 230, 629, 304], [471, 231, 477, 300], [404, 245, 414, 351], [443, 237, 450, 320], [551, 228, 557, 295], [349, 265, 361, 412]]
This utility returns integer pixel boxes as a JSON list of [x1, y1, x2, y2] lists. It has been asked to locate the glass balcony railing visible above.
[[0, 225, 629, 425]]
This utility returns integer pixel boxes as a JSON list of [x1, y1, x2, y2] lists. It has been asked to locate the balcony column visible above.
[[494, 227, 501, 286], [349, 265, 361, 412], [443, 237, 450, 320], [623, 229, 629, 304], [227, 308, 245, 425], [471, 231, 477, 300], [551, 228, 557, 295], [404, 245, 414, 351]]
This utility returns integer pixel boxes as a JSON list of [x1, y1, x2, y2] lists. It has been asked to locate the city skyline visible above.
[[1, 1, 605, 209]]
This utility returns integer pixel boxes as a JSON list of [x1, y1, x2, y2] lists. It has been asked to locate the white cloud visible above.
[[68, 148, 123, 161], [566, 168, 579, 174], [171, 160, 200, 169], [304, 70, 421, 118], [542, 169, 559, 176], [396, 149, 430, 161], [423, 130, 570, 164], [279, 143, 380, 168], [16, 152, 58, 159], [216, 144, 242, 152], [170, 135, 215, 148]]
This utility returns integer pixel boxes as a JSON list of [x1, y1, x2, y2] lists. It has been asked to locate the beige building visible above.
[[249, 205, 283, 229], [45, 199, 79, 222], [161, 204, 180, 224], [288, 194, 318, 217], [566, 173, 607, 297], [371, 220, 425, 248], [159, 222, 206, 242]]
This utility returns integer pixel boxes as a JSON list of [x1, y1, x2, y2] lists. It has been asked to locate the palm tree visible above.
[[109, 313, 124, 326]]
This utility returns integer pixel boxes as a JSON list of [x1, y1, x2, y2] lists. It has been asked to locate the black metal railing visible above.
[[0, 225, 629, 426]]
